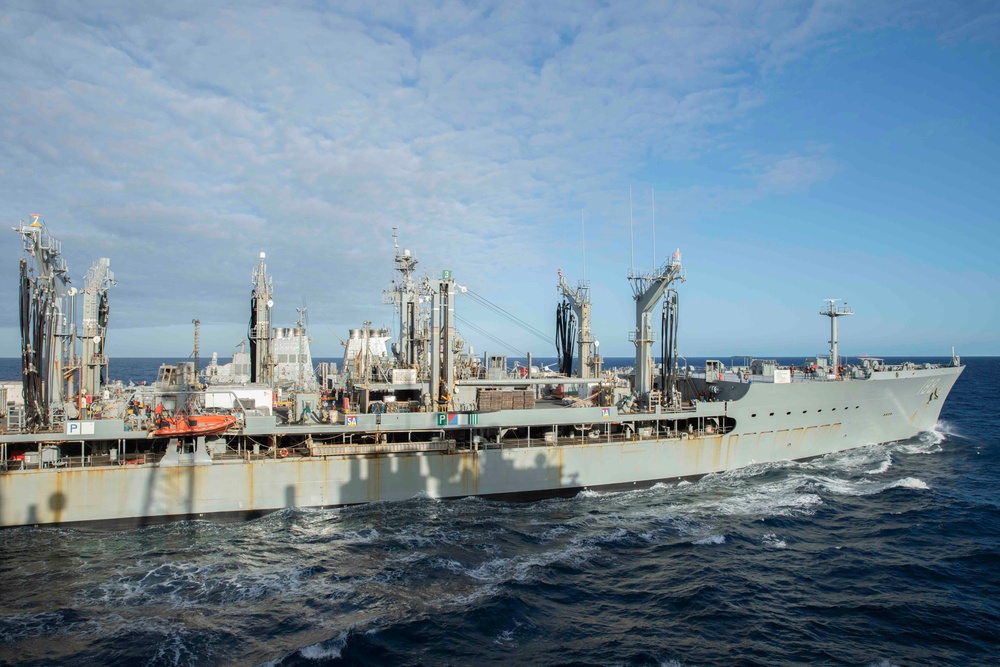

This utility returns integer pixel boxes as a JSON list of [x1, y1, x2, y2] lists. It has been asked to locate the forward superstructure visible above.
[[0, 218, 963, 528]]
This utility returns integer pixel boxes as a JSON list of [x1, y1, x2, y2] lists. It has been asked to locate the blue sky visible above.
[[2, 0, 998, 361]]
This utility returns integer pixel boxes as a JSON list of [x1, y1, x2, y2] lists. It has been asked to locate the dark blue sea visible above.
[[1, 357, 998, 666]]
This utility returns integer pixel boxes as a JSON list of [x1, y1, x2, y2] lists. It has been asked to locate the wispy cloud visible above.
[[0, 0, 995, 356], [743, 149, 841, 193]]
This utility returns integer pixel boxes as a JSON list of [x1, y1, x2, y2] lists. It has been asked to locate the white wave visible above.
[[492, 619, 523, 645], [79, 556, 323, 609], [397, 531, 443, 549], [865, 454, 893, 475], [339, 528, 380, 543], [806, 444, 895, 478], [808, 475, 861, 496], [439, 557, 469, 576], [688, 481, 823, 520], [15, 615, 205, 667], [924, 426, 945, 443], [898, 429, 945, 454], [761, 533, 787, 549], [587, 526, 630, 545], [808, 475, 929, 497], [391, 551, 427, 565], [713, 459, 798, 481], [889, 477, 929, 491], [692, 534, 725, 546], [0, 611, 76, 643], [653, 516, 715, 543], [564, 512, 692, 547], [932, 420, 971, 441], [150, 624, 199, 667], [452, 542, 597, 585], [298, 632, 348, 661], [494, 628, 516, 644], [537, 524, 571, 541], [432, 584, 500, 609]]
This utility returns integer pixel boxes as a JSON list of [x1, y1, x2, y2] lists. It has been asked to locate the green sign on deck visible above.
[[442, 269, 452, 280], [436, 412, 477, 426]]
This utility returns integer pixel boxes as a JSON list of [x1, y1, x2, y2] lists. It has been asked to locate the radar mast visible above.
[[383, 228, 419, 367], [821, 298, 853, 378]]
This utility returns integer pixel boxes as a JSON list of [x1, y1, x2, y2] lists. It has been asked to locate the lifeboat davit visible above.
[[152, 414, 237, 438]]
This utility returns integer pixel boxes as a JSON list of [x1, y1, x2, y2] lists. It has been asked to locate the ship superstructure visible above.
[[0, 218, 963, 529]]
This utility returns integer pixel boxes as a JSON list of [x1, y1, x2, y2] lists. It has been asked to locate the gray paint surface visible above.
[[0, 366, 962, 527]]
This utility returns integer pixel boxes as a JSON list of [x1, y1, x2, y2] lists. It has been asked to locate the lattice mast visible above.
[[250, 252, 274, 385], [14, 215, 73, 429], [383, 228, 420, 369]]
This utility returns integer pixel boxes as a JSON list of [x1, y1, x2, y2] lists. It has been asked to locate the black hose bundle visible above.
[[19, 259, 39, 429], [99, 291, 109, 384], [555, 300, 576, 376], [660, 290, 679, 397], [19, 258, 50, 431], [248, 290, 258, 383], [35, 282, 51, 429]]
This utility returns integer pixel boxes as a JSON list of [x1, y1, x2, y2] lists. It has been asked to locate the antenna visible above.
[[651, 186, 656, 268], [192, 319, 200, 387], [581, 209, 586, 283], [629, 186, 635, 275]]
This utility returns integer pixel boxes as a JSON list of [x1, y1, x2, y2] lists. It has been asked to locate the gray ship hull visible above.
[[0, 365, 961, 529]]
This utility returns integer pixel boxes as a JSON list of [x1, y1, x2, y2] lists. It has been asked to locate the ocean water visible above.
[[0, 358, 998, 666]]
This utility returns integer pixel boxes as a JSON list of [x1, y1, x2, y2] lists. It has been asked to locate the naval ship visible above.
[[0, 218, 963, 528]]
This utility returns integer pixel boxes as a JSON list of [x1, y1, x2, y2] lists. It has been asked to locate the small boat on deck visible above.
[[151, 414, 237, 438]]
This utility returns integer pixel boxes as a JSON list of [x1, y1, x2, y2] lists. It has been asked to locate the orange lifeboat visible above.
[[152, 414, 237, 438]]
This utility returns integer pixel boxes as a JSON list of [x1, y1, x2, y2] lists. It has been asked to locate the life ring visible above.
[[278, 448, 289, 458]]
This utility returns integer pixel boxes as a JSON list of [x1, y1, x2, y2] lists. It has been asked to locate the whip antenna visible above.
[[629, 186, 635, 275], [652, 186, 656, 268]]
